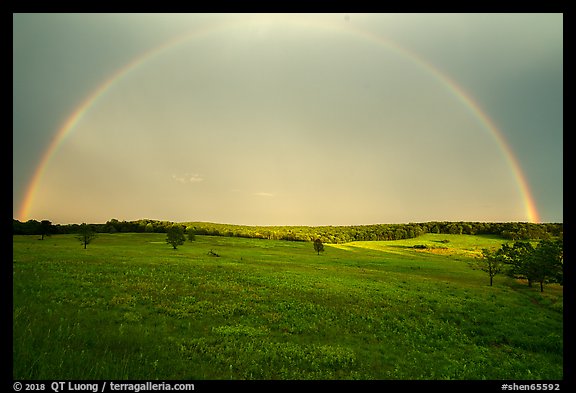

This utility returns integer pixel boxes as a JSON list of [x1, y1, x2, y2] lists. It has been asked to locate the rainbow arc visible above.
[[17, 17, 541, 223]]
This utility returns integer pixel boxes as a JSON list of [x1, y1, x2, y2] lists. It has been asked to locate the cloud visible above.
[[253, 192, 274, 197], [171, 173, 204, 184]]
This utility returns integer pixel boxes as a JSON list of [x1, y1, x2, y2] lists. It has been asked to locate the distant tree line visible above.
[[13, 219, 563, 244]]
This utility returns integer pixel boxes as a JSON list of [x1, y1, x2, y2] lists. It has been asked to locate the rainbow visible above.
[[17, 16, 541, 223]]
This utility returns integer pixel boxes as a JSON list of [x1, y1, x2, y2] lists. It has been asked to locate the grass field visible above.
[[12, 233, 563, 380]]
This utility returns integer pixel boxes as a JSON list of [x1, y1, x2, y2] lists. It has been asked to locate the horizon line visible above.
[[12, 217, 563, 227]]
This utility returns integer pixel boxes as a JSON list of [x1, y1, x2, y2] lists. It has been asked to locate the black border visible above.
[[9, 3, 571, 392]]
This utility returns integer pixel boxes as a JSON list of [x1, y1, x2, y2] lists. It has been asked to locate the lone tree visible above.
[[480, 248, 503, 286], [186, 226, 196, 241], [76, 223, 97, 249], [166, 225, 186, 249], [313, 238, 324, 255], [39, 219, 53, 240]]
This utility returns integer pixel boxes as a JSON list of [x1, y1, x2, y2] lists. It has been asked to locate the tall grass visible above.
[[13, 233, 562, 379]]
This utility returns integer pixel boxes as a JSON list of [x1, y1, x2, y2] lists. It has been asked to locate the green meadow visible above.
[[13, 233, 562, 380]]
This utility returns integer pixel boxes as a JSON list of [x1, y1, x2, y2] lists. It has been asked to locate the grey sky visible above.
[[13, 13, 562, 225]]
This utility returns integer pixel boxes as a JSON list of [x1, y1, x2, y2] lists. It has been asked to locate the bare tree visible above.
[[76, 223, 96, 249]]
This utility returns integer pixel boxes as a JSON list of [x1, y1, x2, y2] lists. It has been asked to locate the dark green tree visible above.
[[166, 225, 186, 249], [313, 238, 324, 255], [39, 220, 53, 240], [106, 219, 120, 233], [526, 239, 563, 292], [76, 223, 96, 249], [494, 240, 562, 291], [499, 241, 535, 286]]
